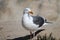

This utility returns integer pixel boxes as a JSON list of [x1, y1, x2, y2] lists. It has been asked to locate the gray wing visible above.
[[32, 16, 44, 27]]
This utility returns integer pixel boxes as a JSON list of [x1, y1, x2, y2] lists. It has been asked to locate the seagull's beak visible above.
[[29, 11, 33, 14]]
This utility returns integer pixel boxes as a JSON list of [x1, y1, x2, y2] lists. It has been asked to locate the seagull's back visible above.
[[32, 16, 44, 27]]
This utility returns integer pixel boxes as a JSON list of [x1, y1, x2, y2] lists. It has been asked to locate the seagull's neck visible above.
[[23, 13, 31, 17], [23, 13, 33, 20]]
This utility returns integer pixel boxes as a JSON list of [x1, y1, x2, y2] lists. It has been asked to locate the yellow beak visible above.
[[29, 11, 33, 14]]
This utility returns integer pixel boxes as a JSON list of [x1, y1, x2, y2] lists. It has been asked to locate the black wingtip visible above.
[[45, 21, 53, 24]]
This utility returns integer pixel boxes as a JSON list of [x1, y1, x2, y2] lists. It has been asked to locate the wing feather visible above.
[[32, 16, 44, 27]]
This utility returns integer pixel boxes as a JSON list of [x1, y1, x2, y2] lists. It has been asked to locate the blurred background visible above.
[[0, 0, 60, 40]]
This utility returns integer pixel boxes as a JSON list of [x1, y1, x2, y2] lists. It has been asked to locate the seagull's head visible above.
[[23, 8, 33, 15]]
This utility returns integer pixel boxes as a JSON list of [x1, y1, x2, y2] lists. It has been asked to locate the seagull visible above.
[[22, 8, 52, 38]]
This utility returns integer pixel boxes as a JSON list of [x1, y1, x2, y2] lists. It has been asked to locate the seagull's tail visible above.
[[44, 19, 53, 24], [45, 21, 53, 24]]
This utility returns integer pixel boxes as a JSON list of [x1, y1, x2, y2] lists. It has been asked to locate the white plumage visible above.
[[22, 12, 39, 31], [22, 8, 52, 38]]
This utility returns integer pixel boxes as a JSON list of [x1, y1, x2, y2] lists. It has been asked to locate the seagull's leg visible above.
[[33, 32, 35, 37], [30, 31, 32, 39], [33, 31, 36, 40]]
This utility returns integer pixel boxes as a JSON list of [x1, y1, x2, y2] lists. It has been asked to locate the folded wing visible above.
[[32, 16, 44, 27]]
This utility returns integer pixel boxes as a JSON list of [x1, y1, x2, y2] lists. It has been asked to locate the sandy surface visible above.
[[0, 0, 60, 40]]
